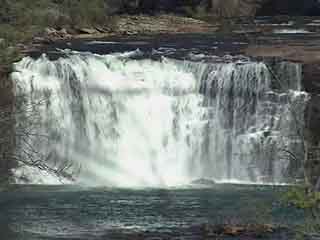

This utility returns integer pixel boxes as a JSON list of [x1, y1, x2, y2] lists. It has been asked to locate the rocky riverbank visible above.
[[77, 223, 293, 240], [26, 14, 217, 48]]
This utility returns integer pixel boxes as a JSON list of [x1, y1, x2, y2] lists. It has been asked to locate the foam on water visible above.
[[273, 29, 312, 34]]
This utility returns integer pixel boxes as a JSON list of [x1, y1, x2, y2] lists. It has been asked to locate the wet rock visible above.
[[190, 178, 216, 186], [305, 95, 320, 145], [223, 226, 245, 236], [75, 27, 99, 35], [304, 148, 320, 190], [45, 27, 57, 35], [59, 28, 69, 36], [233, 29, 262, 34], [204, 224, 276, 237], [245, 44, 320, 64], [44, 27, 71, 40], [95, 26, 110, 33], [33, 37, 52, 44], [304, 94, 320, 191], [303, 64, 320, 94]]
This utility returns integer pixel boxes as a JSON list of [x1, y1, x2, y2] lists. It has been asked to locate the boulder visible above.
[[75, 27, 99, 35], [44, 27, 71, 40], [33, 37, 51, 44], [204, 224, 275, 237]]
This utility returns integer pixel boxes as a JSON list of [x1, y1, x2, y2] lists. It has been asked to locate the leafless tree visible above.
[[0, 71, 80, 185]]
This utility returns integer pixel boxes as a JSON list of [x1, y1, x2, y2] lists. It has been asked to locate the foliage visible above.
[[0, 0, 110, 28], [283, 186, 320, 239], [0, 0, 113, 54], [0, 49, 19, 68], [284, 186, 320, 210], [59, 0, 109, 27], [0, 24, 35, 45]]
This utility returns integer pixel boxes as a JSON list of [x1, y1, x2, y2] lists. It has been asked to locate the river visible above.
[[0, 184, 304, 240]]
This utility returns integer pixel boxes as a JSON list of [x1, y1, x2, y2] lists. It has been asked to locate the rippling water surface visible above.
[[0, 184, 305, 240]]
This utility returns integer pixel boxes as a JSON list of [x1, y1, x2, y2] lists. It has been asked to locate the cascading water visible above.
[[12, 50, 308, 187]]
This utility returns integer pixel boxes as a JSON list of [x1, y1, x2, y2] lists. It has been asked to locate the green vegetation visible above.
[[284, 186, 320, 210], [283, 186, 320, 239], [0, 0, 113, 73], [0, 0, 110, 29], [0, 0, 112, 43]]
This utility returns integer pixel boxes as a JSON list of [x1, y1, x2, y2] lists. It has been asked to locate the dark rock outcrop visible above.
[[208, 0, 266, 17], [114, 0, 265, 17], [0, 69, 15, 184], [105, 0, 320, 18], [257, 0, 320, 16]]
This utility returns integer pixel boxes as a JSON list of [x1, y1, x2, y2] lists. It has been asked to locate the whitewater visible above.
[[12, 50, 308, 187]]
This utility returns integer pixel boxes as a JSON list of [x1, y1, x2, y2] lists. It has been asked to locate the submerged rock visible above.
[[204, 223, 276, 238], [190, 178, 216, 186]]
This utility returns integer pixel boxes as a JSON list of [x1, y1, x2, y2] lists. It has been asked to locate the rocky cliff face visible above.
[[105, 0, 320, 17], [0, 69, 15, 185], [257, 0, 320, 16], [106, 0, 266, 17], [208, 0, 266, 17]]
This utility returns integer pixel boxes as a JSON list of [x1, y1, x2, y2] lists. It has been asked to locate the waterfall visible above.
[[12, 50, 308, 186]]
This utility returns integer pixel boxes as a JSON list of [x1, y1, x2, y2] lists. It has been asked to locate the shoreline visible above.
[[12, 14, 320, 65]]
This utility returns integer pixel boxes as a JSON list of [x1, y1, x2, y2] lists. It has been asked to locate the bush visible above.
[[60, 0, 109, 27], [283, 186, 320, 239], [284, 186, 320, 209], [0, 0, 110, 29]]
